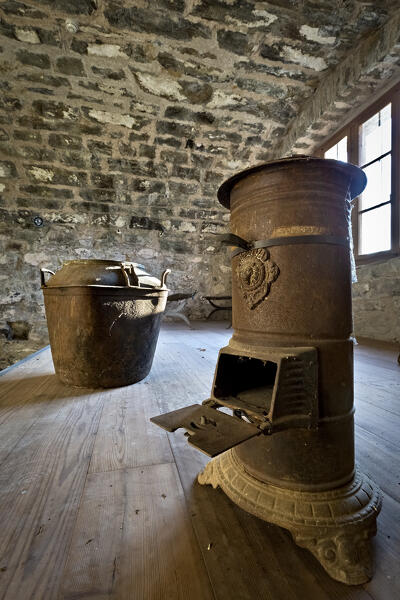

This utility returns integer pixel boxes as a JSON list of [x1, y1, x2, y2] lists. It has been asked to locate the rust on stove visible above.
[[151, 156, 381, 585]]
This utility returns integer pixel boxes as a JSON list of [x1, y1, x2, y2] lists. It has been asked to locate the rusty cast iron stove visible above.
[[151, 157, 382, 585]]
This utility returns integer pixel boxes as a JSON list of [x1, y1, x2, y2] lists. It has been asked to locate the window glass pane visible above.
[[360, 103, 391, 165], [360, 153, 391, 211], [336, 136, 347, 162], [324, 136, 347, 161], [359, 203, 391, 255]]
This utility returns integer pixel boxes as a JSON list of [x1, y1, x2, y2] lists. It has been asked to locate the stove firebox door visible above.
[[211, 347, 318, 432], [151, 347, 318, 457]]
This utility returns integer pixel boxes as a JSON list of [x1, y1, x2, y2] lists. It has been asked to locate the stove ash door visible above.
[[151, 347, 318, 457]]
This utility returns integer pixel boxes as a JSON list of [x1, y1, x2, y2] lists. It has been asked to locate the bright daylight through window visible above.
[[322, 87, 399, 262]]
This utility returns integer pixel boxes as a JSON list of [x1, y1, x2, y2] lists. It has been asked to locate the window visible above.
[[324, 136, 348, 162], [358, 104, 391, 255], [319, 83, 400, 263]]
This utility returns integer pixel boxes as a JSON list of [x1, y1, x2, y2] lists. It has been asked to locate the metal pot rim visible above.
[[62, 259, 128, 265], [217, 156, 367, 209], [41, 284, 169, 294]]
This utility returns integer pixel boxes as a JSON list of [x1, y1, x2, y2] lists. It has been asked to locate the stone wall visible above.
[[1, 0, 399, 366], [352, 257, 400, 344]]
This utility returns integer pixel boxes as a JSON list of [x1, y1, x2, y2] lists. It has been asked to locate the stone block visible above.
[[25, 165, 87, 186], [118, 142, 137, 157], [71, 39, 88, 55], [154, 136, 181, 148], [130, 215, 165, 234], [70, 200, 110, 214], [160, 150, 188, 164], [32, 99, 79, 121], [0, 160, 17, 177], [90, 172, 116, 189], [201, 221, 226, 234], [87, 140, 112, 156], [15, 28, 41, 44], [190, 153, 214, 168], [179, 80, 213, 104], [128, 132, 149, 143], [56, 56, 85, 76], [156, 120, 194, 139], [62, 151, 89, 169], [20, 185, 73, 199], [104, 3, 211, 41], [138, 144, 156, 159], [88, 43, 124, 58], [171, 165, 200, 181], [34, 0, 97, 15], [203, 130, 242, 143], [130, 179, 166, 195], [87, 109, 135, 128], [134, 71, 185, 102], [0, 96, 21, 111], [91, 66, 126, 80], [15, 145, 56, 162], [26, 87, 54, 96], [37, 28, 60, 47], [1, 1, 46, 18], [79, 188, 116, 203], [164, 105, 215, 124], [0, 128, 9, 141], [0, 17, 14, 39], [217, 30, 249, 55], [108, 159, 167, 179], [168, 180, 199, 196], [16, 50, 50, 69], [17, 72, 70, 87], [48, 133, 82, 149]]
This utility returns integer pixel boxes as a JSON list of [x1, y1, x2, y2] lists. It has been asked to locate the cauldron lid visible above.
[[43, 259, 163, 289], [217, 156, 367, 209]]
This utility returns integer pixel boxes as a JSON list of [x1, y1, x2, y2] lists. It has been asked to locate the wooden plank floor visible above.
[[0, 323, 399, 600]]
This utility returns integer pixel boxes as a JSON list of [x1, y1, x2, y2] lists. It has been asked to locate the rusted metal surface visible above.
[[42, 260, 170, 388], [151, 156, 382, 584], [151, 404, 259, 457], [224, 157, 362, 490], [207, 346, 318, 432]]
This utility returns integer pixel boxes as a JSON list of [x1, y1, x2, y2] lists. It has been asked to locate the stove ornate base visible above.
[[198, 449, 382, 585]]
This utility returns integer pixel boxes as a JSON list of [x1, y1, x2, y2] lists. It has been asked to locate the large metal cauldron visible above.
[[151, 157, 382, 584], [41, 259, 170, 388]]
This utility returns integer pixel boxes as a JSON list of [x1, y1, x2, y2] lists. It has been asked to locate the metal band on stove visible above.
[[230, 234, 350, 257]]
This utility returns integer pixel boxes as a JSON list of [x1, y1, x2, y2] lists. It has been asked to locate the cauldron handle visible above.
[[40, 268, 55, 287], [161, 269, 171, 288], [120, 262, 139, 287]]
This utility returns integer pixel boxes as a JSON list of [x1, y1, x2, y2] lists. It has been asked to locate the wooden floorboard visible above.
[[60, 464, 213, 600], [0, 322, 398, 599], [88, 383, 174, 474], [0, 385, 106, 599]]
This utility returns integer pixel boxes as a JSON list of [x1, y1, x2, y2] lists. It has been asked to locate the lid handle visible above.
[[40, 268, 55, 287], [120, 262, 139, 287]]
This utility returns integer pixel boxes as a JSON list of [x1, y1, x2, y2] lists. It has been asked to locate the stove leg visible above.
[[291, 524, 377, 585], [198, 450, 381, 585]]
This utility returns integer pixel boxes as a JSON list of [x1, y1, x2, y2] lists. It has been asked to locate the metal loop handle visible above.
[[40, 268, 55, 287], [120, 262, 139, 287], [161, 269, 171, 288]]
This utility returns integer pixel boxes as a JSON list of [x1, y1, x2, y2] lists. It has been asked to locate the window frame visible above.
[[317, 82, 400, 265]]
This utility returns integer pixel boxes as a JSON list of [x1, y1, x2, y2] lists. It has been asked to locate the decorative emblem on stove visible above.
[[237, 248, 279, 309]]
